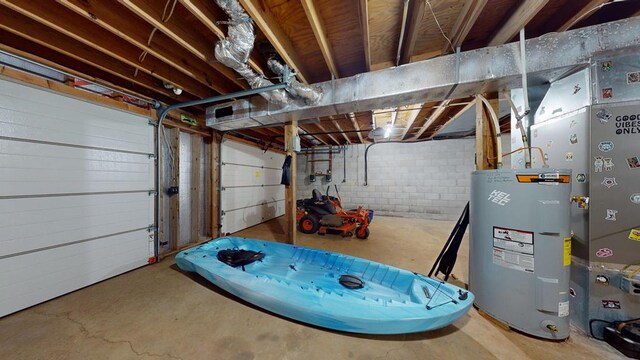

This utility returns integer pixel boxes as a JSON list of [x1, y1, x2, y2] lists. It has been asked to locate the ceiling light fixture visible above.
[[383, 123, 392, 138], [163, 81, 183, 96]]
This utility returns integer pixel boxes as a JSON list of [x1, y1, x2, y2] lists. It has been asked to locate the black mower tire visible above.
[[299, 215, 320, 234], [356, 226, 370, 240]]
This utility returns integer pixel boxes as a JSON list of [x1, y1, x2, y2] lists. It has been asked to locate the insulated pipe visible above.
[[475, 95, 503, 168], [153, 82, 288, 261], [213, 0, 289, 104]]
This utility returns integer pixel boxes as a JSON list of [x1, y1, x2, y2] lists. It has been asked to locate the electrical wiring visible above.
[[425, 0, 455, 53]]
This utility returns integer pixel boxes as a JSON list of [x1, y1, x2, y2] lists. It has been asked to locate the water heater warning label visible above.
[[492, 227, 534, 273]]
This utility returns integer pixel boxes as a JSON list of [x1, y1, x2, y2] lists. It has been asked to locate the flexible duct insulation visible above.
[[267, 58, 322, 105], [214, 0, 322, 105], [214, 0, 287, 104]]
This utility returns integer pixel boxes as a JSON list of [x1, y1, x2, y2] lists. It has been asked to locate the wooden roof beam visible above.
[[347, 113, 365, 144], [413, 100, 451, 139], [330, 117, 351, 144], [445, 0, 488, 52], [117, 0, 245, 89], [301, 0, 339, 78], [429, 99, 475, 139], [58, 0, 236, 95], [178, 0, 266, 76], [488, 0, 549, 46], [358, 0, 371, 71], [400, 105, 423, 140], [2, 0, 215, 99], [0, 8, 187, 104], [239, 0, 309, 84], [314, 122, 341, 146], [399, 0, 425, 64], [557, 0, 609, 32], [299, 125, 330, 146]]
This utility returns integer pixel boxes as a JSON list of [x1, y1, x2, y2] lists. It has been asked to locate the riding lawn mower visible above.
[[296, 186, 372, 239]]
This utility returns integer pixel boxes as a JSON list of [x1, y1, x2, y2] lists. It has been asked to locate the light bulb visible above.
[[383, 125, 391, 138]]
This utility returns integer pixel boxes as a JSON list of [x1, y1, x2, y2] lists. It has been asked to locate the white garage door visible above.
[[221, 138, 285, 234], [0, 78, 155, 317]]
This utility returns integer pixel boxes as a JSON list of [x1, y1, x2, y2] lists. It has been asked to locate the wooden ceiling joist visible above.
[[0, 36, 179, 106], [358, 0, 371, 71], [399, 0, 425, 64], [488, 0, 549, 46], [348, 113, 365, 144], [0, 9, 186, 104], [239, 0, 309, 84], [301, 0, 339, 79], [557, 0, 608, 32], [400, 105, 424, 140], [330, 117, 351, 145], [413, 100, 452, 139], [117, 0, 246, 90], [446, 0, 488, 52], [1, 0, 215, 99], [429, 98, 476, 139], [58, 0, 236, 95], [312, 121, 341, 146], [299, 125, 330, 146], [178, 0, 266, 76]]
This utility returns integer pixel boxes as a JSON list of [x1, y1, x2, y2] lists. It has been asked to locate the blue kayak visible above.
[[175, 237, 473, 334]]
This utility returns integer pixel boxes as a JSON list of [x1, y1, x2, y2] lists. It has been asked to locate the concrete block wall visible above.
[[297, 137, 511, 221]]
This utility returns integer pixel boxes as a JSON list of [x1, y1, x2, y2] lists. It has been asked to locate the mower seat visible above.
[[310, 189, 337, 215]]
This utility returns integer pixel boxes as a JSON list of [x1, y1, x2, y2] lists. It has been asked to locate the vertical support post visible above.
[[191, 134, 201, 243], [169, 128, 180, 252], [284, 120, 298, 244], [204, 137, 212, 238], [475, 93, 499, 170], [211, 132, 221, 237]]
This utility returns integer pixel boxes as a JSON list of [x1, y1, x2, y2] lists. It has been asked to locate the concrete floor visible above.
[[0, 216, 624, 360]]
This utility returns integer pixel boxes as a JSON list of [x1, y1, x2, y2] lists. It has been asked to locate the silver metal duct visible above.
[[267, 57, 322, 105], [214, 0, 288, 104], [207, 17, 640, 131]]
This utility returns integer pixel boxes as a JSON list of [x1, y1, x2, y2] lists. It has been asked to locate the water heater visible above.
[[469, 169, 572, 339]]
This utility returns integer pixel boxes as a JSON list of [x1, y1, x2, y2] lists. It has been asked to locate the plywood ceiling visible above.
[[1, 0, 639, 148]]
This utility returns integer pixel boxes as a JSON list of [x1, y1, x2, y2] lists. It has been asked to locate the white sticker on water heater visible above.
[[559, 301, 569, 317], [492, 227, 535, 273]]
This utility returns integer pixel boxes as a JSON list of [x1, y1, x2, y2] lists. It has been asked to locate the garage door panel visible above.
[[0, 230, 150, 317], [0, 140, 153, 196], [221, 139, 285, 234], [221, 186, 284, 211], [222, 200, 285, 234], [222, 140, 284, 168], [0, 78, 154, 317], [0, 193, 153, 257], [221, 166, 282, 187], [0, 82, 152, 154]]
